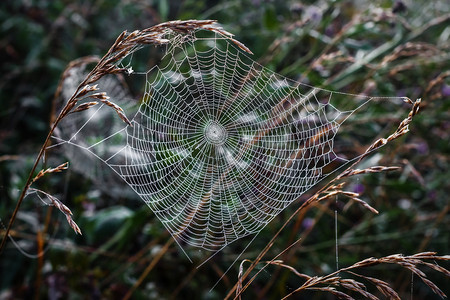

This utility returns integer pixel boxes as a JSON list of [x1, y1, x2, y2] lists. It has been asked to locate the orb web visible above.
[[52, 29, 405, 251]]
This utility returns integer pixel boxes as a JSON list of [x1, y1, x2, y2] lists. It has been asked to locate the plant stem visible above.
[[0, 117, 61, 253]]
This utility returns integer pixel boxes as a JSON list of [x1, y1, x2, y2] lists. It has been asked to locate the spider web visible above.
[[52, 29, 405, 252]]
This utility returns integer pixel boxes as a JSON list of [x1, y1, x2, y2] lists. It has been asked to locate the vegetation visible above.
[[0, 0, 448, 299]]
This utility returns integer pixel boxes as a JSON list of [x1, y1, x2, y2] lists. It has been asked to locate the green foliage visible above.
[[0, 0, 448, 299]]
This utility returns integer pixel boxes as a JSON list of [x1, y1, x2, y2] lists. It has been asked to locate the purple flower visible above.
[[427, 190, 437, 201], [353, 183, 365, 194], [305, 6, 323, 23], [302, 217, 315, 230], [442, 84, 450, 97], [82, 201, 96, 216], [416, 141, 429, 155]]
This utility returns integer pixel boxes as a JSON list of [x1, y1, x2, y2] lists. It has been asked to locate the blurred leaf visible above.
[[159, 0, 169, 21], [81, 206, 133, 245], [263, 5, 279, 30]]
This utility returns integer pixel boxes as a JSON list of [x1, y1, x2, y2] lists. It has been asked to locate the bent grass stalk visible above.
[[226, 98, 426, 299]]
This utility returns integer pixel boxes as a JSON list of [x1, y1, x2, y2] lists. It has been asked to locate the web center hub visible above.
[[204, 121, 227, 145]]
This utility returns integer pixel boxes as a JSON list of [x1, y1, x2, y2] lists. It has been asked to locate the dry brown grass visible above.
[[27, 188, 81, 235], [236, 252, 450, 300], [225, 97, 449, 299]]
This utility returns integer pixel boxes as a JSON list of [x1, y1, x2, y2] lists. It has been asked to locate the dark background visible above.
[[0, 0, 449, 299]]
